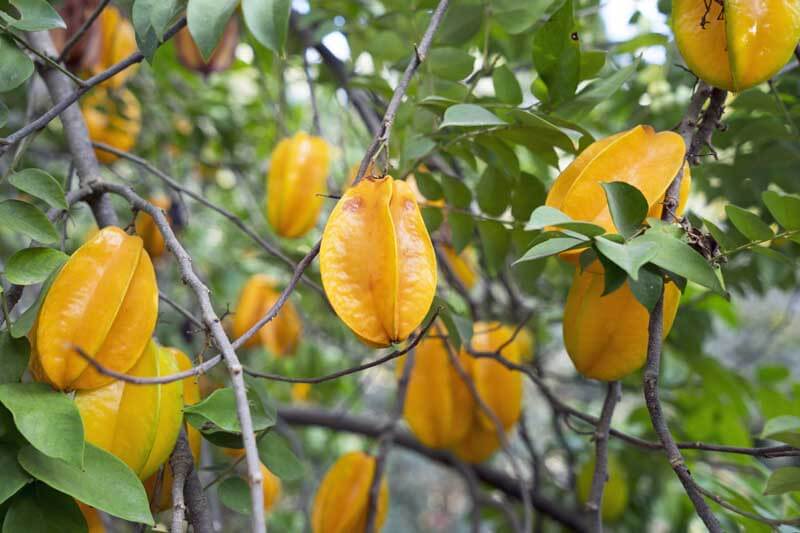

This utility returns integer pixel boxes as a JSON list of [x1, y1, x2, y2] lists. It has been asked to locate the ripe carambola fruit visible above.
[[91, 6, 139, 89], [266, 132, 331, 238], [145, 348, 201, 510], [546, 125, 690, 263], [468, 322, 523, 431], [320, 176, 437, 346], [577, 455, 630, 522], [398, 335, 475, 449], [134, 196, 171, 258], [75, 341, 183, 480], [231, 274, 302, 356], [82, 88, 141, 164], [673, 0, 800, 92], [563, 267, 681, 381], [262, 464, 282, 511], [312, 451, 388, 533], [440, 245, 479, 289], [30, 226, 157, 390]]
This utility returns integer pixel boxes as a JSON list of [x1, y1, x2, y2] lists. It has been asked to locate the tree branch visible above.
[[585, 381, 621, 533], [278, 405, 589, 532]]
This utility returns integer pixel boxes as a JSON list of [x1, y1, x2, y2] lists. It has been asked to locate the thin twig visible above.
[[585, 382, 621, 533], [364, 344, 416, 532], [302, 51, 322, 136], [351, 0, 450, 186], [57, 0, 111, 62], [170, 431, 193, 533], [92, 141, 325, 298]]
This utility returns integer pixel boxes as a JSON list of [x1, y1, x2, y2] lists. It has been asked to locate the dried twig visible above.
[[584, 382, 621, 533]]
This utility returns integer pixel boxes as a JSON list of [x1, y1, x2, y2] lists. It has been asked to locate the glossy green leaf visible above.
[[514, 235, 585, 264], [184, 387, 274, 434], [762, 190, 800, 231], [218, 477, 251, 515], [0, 444, 30, 505], [10, 265, 61, 339], [478, 220, 511, 276], [602, 182, 649, 238], [637, 231, 725, 294], [429, 47, 475, 81], [0, 100, 7, 127], [579, 49, 606, 79], [725, 205, 773, 242], [594, 238, 657, 280], [492, 65, 522, 105], [242, 0, 291, 55], [531, 0, 579, 105], [525, 206, 571, 230], [187, 0, 239, 60], [5, 248, 68, 286], [476, 169, 510, 217], [0, 38, 34, 93], [440, 104, 507, 128], [764, 467, 800, 495], [760, 416, 800, 448], [494, 0, 555, 34], [628, 266, 665, 312], [440, 175, 472, 208], [0, 384, 83, 468], [149, 0, 181, 40], [0, 200, 58, 244], [257, 432, 304, 481], [0, 333, 29, 384], [557, 59, 640, 117], [18, 444, 153, 525], [7, 169, 67, 210], [2, 484, 86, 533], [511, 173, 546, 221], [448, 212, 475, 254], [131, 0, 159, 61], [1, 0, 65, 31], [435, 3, 483, 45]]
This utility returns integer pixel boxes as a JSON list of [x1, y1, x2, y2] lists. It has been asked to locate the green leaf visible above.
[[187, 0, 239, 60], [476, 169, 510, 217], [428, 47, 475, 81], [242, 0, 291, 55], [1, 0, 65, 31], [18, 444, 153, 525], [131, 0, 159, 61], [435, 3, 483, 45], [703, 218, 741, 251], [10, 264, 61, 339], [478, 221, 511, 276], [494, 0, 555, 34], [557, 59, 640, 118], [614, 32, 668, 54], [0, 37, 34, 93], [257, 432, 304, 481], [7, 169, 67, 210], [764, 467, 800, 496], [762, 190, 800, 231], [628, 266, 665, 312], [0, 444, 30, 505], [511, 173, 546, 222], [2, 484, 86, 533], [0, 332, 30, 384], [579, 49, 606, 79], [0, 200, 58, 243], [0, 384, 84, 468], [184, 387, 274, 434], [509, 110, 576, 152], [525, 206, 571, 230], [448, 212, 475, 254], [725, 205, 774, 242], [218, 477, 251, 515], [414, 172, 443, 200], [514, 235, 585, 264], [440, 175, 472, 208], [5, 248, 68, 286], [637, 231, 725, 294], [531, 0, 579, 105], [601, 182, 649, 238], [760, 416, 800, 448], [149, 0, 181, 39], [594, 238, 657, 280], [440, 104, 507, 128], [421, 206, 443, 233], [492, 65, 522, 105]]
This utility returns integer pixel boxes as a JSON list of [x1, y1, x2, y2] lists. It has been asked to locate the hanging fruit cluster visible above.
[[673, 0, 800, 91], [545, 125, 689, 381], [400, 322, 532, 463], [231, 274, 303, 357]]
